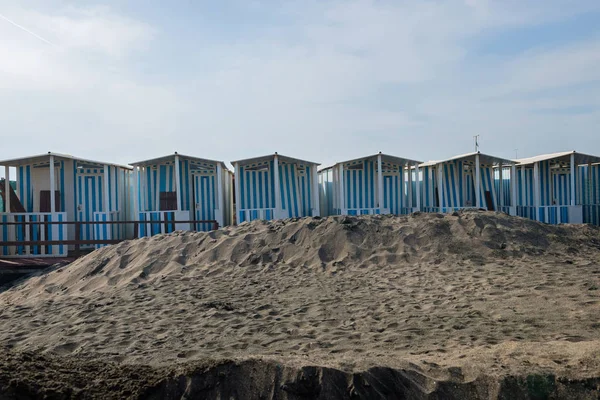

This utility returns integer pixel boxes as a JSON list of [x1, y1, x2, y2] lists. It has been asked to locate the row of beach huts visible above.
[[1, 150, 599, 258]]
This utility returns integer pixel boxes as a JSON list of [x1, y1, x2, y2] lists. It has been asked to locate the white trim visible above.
[[4, 166, 10, 212], [311, 164, 320, 216], [338, 163, 345, 214], [511, 165, 517, 214], [521, 166, 526, 207], [570, 153, 576, 206], [475, 153, 481, 208], [49, 155, 56, 213], [415, 165, 421, 210], [104, 165, 110, 212], [534, 162, 541, 220], [377, 154, 383, 208], [234, 162, 241, 223], [407, 165, 413, 209], [174, 154, 182, 211], [133, 167, 139, 216], [216, 163, 224, 227], [437, 165, 444, 208], [498, 165, 503, 207], [273, 155, 282, 218]]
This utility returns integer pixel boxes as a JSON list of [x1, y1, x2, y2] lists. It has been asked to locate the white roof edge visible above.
[[0, 152, 132, 170], [130, 153, 227, 168], [419, 151, 514, 167], [327, 153, 422, 168], [231, 153, 320, 166], [515, 151, 600, 166]]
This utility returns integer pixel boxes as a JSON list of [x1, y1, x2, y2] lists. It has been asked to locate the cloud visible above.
[[1, 0, 599, 168]]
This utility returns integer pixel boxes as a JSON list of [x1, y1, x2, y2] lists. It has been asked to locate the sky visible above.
[[1, 0, 599, 171]]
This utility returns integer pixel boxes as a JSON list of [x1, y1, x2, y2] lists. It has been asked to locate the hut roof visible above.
[[232, 153, 319, 167], [0, 152, 131, 169], [419, 151, 514, 168], [514, 151, 600, 167], [130, 153, 228, 169]]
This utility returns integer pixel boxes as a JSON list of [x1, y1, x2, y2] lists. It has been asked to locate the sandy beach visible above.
[[1, 211, 600, 398]]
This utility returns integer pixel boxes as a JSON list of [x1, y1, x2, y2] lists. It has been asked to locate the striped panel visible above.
[[240, 162, 273, 211], [493, 168, 512, 207], [318, 169, 334, 217], [0, 213, 67, 256], [420, 166, 437, 208], [77, 174, 104, 242], [382, 175, 401, 214], [343, 160, 377, 210], [17, 165, 33, 212], [194, 174, 216, 232], [441, 162, 465, 208], [280, 163, 302, 218], [479, 167, 497, 210], [517, 168, 535, 206], [297, 166, 312, 216]]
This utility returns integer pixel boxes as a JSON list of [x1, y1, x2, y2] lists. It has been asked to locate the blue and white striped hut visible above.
[[130, 153, 233, 237], [0, 152, 131, 257], [318, 153, 422, 216], [232, 153, 320, 223], [513, 151, 600, 225], [419, 152, 515, 213]]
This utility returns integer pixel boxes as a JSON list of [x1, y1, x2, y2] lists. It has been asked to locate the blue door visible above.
[[77, 174, 103, 242]]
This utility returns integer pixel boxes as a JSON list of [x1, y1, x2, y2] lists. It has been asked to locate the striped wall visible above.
[[343, 160, 379, 211], [237, 159, 315, 223], [318, 169, 334, 217], [238, 160, 275, 212], [493, 168, 512, 207], [135, 158, 231, 232], [194, 174, 216, 231], [0, 212, 67, 256], [420, 166, 438, 208]]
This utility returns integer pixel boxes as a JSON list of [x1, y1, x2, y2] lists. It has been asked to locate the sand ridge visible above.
[[1, 211, 600, 378]]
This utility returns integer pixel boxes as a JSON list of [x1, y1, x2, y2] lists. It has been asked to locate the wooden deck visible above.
[[0, 257, 76, 270]]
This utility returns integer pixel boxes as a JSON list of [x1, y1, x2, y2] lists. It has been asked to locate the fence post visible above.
[[133, 221, 139, 239], [74, 222, 81, 258], [214, 221, 219, 231]]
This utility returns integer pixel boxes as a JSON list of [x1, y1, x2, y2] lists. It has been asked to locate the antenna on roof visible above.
[[473, 135, 480, 152]]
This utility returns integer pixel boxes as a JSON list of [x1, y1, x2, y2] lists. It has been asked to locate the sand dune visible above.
[[1, 211, 600, 398]]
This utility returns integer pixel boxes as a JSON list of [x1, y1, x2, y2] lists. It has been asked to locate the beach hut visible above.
[[419, 152, 515, 213], [513, 151, 600, 225], [0, 152, 132, 257], [130, 153, 233, 237], [232, 153, 319, 223], [318, 153, 422, 216]]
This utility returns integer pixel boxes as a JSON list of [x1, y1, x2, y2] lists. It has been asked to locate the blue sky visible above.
[[1, 0, 599, 169]]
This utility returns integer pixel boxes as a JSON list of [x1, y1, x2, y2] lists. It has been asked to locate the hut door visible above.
[[193, 174, 215, 231], [76, 174, 104, 242], [484, 191, 495, 211]]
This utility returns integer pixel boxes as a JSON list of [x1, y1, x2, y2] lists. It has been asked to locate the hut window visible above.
[[39, 191, 61, 212], [159, 191, 177, 211], [245, 165, 268, 172], [347, 163, 364, 170]]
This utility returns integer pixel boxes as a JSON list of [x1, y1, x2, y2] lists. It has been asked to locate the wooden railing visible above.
[[0, 219, 218, 258]]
